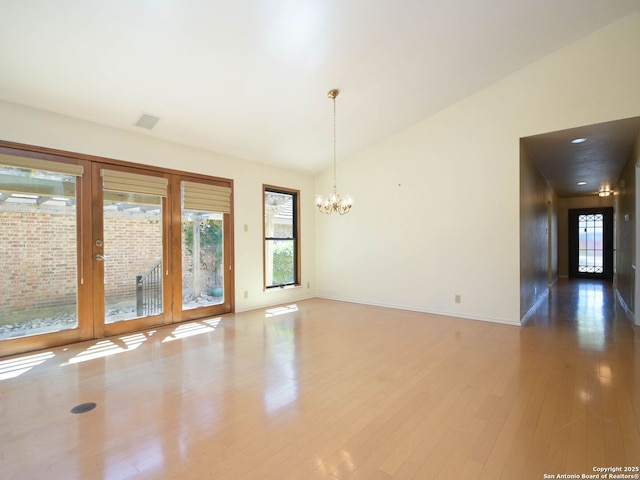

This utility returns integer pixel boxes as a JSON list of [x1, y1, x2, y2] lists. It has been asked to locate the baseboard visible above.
[[315, 295, 521, 327], [520, 287, 550, 326], [613, 287, 637, 326]]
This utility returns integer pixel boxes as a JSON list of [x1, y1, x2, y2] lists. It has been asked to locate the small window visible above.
[[264, 186, 299, 288]]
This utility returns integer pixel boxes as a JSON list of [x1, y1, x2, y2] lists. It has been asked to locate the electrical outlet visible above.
[[307, 282, 310, 289], [244, 290, 248, 299], [455, 294, 461, 304]]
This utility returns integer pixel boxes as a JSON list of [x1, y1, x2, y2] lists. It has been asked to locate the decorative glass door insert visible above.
[[578, 213, 604, 274]]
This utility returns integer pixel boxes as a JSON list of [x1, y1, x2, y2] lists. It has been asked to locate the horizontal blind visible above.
[[182, 181, 231, 213], [0, 153, 84, 176], [101, 169, 168, 197]]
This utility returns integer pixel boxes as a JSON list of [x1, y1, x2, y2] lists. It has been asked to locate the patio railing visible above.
[[136, 260, 162, 317]]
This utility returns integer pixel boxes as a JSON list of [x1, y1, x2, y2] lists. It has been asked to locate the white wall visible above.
[[2, 13, 639, 325], [614, 143, 637, 319], [520, 144, 555, 321], [315, 12, 640, 325], [0, 101, 316, 312]]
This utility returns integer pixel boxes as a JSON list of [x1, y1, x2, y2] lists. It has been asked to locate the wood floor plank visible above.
[[0, 279, 638, 480]]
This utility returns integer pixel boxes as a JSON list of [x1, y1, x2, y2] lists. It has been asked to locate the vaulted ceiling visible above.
[[1, 1, 639, 177]]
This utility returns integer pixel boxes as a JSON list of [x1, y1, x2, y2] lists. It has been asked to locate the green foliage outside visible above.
[[272, 241, 294, 285], [183, 218, 223, 288]]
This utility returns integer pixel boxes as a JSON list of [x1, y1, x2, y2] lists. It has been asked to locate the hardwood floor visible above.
[[1, 279, 639, 479]]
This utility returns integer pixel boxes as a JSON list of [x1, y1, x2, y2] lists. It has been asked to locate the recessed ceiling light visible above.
[[577, 181, 587, 186], [571, 138, 587, 144]]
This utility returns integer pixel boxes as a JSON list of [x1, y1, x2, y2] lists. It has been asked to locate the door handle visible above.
[[96, 254, 106, 261]]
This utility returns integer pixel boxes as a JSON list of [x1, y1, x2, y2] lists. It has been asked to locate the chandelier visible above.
[[315, 89, 353, 215]]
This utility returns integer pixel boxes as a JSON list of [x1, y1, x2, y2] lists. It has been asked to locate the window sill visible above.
[[265, 284, 301, 292]]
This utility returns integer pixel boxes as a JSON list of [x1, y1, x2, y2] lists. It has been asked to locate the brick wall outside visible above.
[[0, 209, 164, 315], [0, 208, 224, 316], [0, 210, 77, 313], [103, 215, 163, 303]]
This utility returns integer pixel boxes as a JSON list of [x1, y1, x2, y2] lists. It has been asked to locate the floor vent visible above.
[[70, 402, 97, 414]]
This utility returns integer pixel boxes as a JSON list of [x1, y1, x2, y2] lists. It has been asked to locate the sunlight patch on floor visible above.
[[265, 304, 299, 318], [0, 351, 55, 381], [162, 318, 221, 343], [63, 332, 152, 365]]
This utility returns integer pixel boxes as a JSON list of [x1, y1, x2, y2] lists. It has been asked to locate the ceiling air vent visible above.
[[134, 113, 160, 130]]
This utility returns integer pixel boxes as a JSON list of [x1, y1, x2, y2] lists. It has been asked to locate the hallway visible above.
[[526, 277, 635, 344], [518, 277, 640, 477]]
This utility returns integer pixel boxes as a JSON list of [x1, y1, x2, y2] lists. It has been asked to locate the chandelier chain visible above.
[[315, 88, 353, 215], [332, 92, 337, 189]]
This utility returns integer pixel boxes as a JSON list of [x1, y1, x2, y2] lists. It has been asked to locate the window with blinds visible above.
[[181, 181, 231, 213]]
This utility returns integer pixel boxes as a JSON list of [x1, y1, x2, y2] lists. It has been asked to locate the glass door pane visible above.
[[578, 213, 604, 274], [0, 165, 79, 340], [181, 211, 224, 310], [102, 190, 164, 323]]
